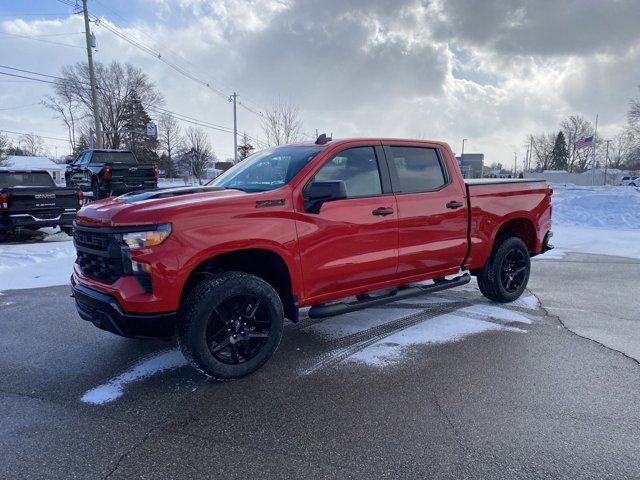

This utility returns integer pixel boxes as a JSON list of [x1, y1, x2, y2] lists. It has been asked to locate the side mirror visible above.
[[304, 180, 347, 214]]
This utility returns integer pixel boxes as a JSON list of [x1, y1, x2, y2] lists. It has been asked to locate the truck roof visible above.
[[282, 138, 452, 149]]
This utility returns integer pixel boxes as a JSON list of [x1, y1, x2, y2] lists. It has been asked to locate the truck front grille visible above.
[[73, 226, 125, 283], [76, 251, 124, 283]]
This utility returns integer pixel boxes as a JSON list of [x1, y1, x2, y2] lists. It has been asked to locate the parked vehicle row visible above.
[[70, 136, 553, 381]]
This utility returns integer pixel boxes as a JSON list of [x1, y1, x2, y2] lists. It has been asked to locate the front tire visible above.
[[176, 272, 284, 381], [476, 236, 530, 303]]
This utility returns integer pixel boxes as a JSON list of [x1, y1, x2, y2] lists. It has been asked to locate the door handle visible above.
[[446, 201, 464, 209], [372, 207, 394, 216]]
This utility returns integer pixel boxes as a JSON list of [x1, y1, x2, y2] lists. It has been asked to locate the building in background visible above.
[[1, 156, 65, 184], [455, 153, 484, 178]]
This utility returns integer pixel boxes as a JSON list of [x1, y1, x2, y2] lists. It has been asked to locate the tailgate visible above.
[[4, 186, 79, 212], [109, 164, 156, 183]]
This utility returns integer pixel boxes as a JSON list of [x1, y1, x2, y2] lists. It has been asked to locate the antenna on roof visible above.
[[315, 133, 332, 145]]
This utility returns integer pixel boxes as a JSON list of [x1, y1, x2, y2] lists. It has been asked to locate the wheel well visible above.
[[495, 218, 536, 253], [181, 249, 298, 322]]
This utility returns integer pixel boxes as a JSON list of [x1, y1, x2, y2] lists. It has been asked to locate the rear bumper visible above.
[[542, 231, 554, 253], [102, 180, 157, 194], [0, 210, 76, 231], [72, 281, 176, 338]]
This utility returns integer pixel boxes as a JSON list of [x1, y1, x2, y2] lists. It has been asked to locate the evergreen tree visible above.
[[73, 134, 89, 156], [551, 131, 569, 170], [237, 132, 255, 162], [124, 92, 158, 157]]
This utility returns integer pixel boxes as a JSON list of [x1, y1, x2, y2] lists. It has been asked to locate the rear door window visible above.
[[0, 172, 55, 187], [313, 147, 383, 198], [91, 151, 137, 164], [389, 146, 447, 193]]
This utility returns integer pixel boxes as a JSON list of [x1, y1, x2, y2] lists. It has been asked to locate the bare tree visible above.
[[528, 133, 556, 172], [47, 61, 164, 149], [157, 113, 181, 178], [261, 99, 302, 146], [19, 133, 46, 157], [182, 126, 216, 185], [560, 115, 594, 172], [42, 78, 82, 152]]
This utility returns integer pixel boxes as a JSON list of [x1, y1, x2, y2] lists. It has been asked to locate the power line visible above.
[[0, 71, 60, 85], [0, 31, 84, 49], [0, 128, 68, 142], [0, 102, 41, 111]]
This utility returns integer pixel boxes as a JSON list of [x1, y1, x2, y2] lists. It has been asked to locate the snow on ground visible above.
[[81, 349, 188, 405], [347, 309, 527, 367], [307, 308, 422, 339], [0, 229, 75, 291], [542, 185, 640, 259]]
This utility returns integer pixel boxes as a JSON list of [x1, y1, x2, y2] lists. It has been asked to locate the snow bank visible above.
[[545, 186, 640, 259], [552, 186, 640, 229], [0, 233, 75, 291]]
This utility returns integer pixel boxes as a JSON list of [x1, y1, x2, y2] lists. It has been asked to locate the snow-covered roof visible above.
[[542, 170, 569, 174], [1, 156, 63, 171]]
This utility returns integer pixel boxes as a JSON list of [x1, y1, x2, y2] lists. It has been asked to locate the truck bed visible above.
[[463, 178, 552, 270], [464, 178, 546, 185]]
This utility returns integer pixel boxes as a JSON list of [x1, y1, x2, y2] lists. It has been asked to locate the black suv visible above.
[[66, 149, 158, 199]]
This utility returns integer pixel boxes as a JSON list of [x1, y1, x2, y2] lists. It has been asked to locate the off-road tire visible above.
[[476, 236, 530, 303], [176, 272, 284, 381], [61, 226, 73, 237]]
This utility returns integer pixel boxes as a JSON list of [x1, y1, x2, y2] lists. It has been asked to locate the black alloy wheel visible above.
[[206, 294, 272, 365], [500, 248, 527, 293], [177, 272, 284, 381]]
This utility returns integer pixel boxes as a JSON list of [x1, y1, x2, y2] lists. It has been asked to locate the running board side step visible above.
[[308, 273, 471, 319]]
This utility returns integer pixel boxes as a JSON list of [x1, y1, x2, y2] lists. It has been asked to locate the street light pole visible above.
[[461, 138, 467, 178]]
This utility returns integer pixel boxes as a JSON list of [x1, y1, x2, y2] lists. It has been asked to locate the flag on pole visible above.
[[575, 135, 594, 149]]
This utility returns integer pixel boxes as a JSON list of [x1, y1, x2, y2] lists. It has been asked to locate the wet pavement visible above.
[[1, 260, 639, 479]]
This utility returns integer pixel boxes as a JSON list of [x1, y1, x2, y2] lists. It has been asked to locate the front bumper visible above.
[[72, 282, 176, 338]]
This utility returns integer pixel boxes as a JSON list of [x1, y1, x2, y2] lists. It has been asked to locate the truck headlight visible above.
[[122, 224, 172, 249]]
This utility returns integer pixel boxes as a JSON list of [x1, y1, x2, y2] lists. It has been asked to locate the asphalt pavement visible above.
[[1, 255, 639, 479]]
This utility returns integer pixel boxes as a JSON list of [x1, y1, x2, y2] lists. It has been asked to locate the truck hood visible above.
[[75, 186, 248, 227]]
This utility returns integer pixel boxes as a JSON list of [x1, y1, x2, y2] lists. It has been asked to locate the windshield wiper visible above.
[[222, 186, 248, 192]]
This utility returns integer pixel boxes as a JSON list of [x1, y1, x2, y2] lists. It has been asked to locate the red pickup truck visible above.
[[71, 137, 553, 380]]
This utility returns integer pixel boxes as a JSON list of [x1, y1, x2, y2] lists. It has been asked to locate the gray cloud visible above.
[[1, 0, 638, 165]]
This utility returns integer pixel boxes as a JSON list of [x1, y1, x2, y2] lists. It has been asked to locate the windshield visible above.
[[210, 145, 323, 192], [91, 151, 138, 164], [0, 171, 55, 187]]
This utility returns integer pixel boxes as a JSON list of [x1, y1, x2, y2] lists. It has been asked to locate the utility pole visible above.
[[604, 139, 610, 186], [82, 0, 102, 148], [513, 152, 517, 178], [230, 92, 238, 163]]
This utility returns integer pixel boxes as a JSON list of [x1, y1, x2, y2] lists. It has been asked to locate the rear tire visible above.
[[476, 236, 530, 303], [176, 272, 284, 381], [92, 180, 102, 200]]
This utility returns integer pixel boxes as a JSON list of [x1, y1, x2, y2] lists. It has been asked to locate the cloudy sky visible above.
[[1, 0, 639, 166]]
